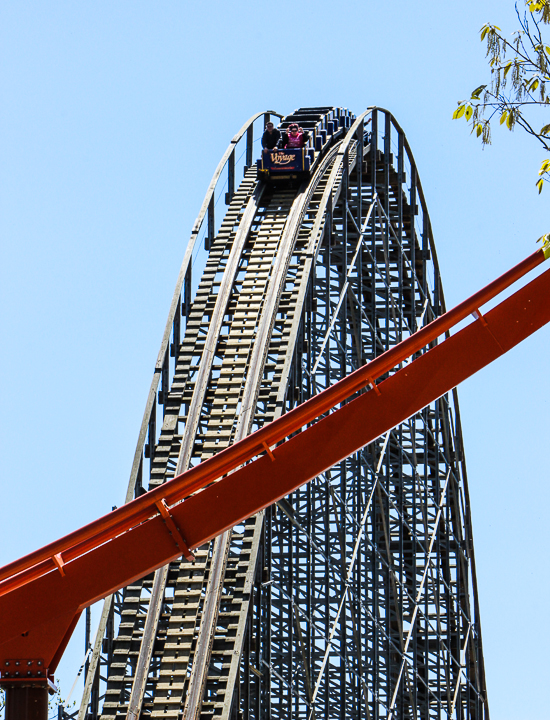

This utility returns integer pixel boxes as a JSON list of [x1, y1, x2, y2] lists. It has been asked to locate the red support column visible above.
[[4, 681, 49, 720]]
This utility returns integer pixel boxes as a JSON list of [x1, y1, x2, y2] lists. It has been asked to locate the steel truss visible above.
[[74, 108, 488, 720]]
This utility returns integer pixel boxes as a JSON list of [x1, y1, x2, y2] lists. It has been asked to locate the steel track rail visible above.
[[2, 252, 544, 602]]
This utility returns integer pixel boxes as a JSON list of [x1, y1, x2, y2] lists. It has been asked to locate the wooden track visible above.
[[89, 109, 348, 720], [70, 107, 492, 720]]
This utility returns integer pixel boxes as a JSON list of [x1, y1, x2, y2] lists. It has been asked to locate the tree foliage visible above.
[[453, 0, 550, 208]]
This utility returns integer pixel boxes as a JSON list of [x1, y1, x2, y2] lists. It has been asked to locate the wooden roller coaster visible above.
[[1, 107, 549, 720]]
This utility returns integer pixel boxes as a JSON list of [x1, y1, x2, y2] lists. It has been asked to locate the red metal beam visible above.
[[0, 248, 545, 597], [0, 249, 549, 675]]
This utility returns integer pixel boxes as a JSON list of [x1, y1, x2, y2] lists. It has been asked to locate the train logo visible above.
[[258, 146, 309, 180], [270, 151, 296, 165]]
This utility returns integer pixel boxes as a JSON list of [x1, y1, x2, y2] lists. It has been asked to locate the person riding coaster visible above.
[[257, 121, 312, 180], [282, 123, 310, 149], [262, 121, 281, 152]]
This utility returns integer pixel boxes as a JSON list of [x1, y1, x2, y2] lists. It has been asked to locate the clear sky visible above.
[[1, 1, 548, 718]]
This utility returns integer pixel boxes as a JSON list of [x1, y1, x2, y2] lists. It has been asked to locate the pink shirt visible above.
[[286, 132, 304, 148]]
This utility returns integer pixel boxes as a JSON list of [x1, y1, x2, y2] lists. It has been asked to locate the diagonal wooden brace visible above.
[[155, 500, 195, 562]]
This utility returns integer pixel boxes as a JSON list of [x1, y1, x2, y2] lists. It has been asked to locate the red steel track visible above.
[[0, 247, 549, 678]]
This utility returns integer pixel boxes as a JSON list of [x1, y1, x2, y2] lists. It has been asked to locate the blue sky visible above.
[[1, 1, 549, 717]]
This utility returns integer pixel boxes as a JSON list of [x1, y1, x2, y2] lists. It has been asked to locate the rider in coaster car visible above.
[[262, 122, 282, 152], [282, 123, 310, 149]]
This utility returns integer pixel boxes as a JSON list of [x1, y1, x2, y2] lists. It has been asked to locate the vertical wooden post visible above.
[[246, 125, 253, 169]]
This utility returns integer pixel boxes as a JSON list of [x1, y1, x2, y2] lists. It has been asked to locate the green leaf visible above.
[[540, 124, 550, 135], [506, 111, 514, 129], [503, 60, 513, 78], [538, 158, 550, 174], [537, 177, 544, 193], [479, 24, 500, 40], [531, 78, 540, 91], [465, 105, 473, 121], [476, 123, 483, 137], [500, 110, 509, 125], [470, 84, 487, 99], [452, 104, 466, 120]]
